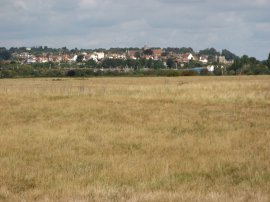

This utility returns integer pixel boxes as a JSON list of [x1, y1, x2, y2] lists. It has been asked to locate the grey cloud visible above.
[[0, 0, 269, 59]]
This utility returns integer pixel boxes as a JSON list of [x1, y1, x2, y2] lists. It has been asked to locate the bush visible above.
[[200, 68, 209, 76], [67, 70, 76, 77], [0, 69, 17, 78], [166, 70, 181, 77], [181, 70, 197, 76], [253, 65, 269, 75]]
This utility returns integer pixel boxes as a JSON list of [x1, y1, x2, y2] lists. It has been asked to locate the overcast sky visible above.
[[0, 0, 269, 59]]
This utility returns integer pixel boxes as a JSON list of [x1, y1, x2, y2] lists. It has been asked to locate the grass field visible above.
[[0, 76, 269, 201]]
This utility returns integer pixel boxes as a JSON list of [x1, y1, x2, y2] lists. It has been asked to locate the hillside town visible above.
[[3, 46, 234, 69], [1, 46, 269, 77]]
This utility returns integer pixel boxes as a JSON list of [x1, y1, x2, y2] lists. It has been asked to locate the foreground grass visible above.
[[0, 76, 269, 201]]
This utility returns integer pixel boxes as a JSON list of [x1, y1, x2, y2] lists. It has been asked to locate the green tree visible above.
[[85, 59, 97, 68], [229, 58, 242, 75], [143, 49, 153, 56], [0, 49, 11, 60], [76, 55, 84, 62], [153, 60, 165, 69], [266, 53, 270, 68], [221, 49, 238, 61], [126, 59, 137, 68], [135, 52, 141, 59], [199, 48, 220, 56], [166, 58, 175, 69]]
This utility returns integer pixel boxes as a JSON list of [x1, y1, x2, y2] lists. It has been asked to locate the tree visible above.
[[126, 59, 137, 68], [199, 48, 220, 56], [249, 57, 258, 65], [76, 55, 84, 62], [0, 49, 11, 60], [166, 58, 175, 69], [253, 64, 269, 75], [146, 59, 153, 68], [207, 55, 217, 63], [143, 49, 153, 56], [85, 59, 96, 68], [240, 55, 249, 65], [229, 58, 242, 75], [135, 52, 141, 59], [153, 60, 165, 69], [164, 47, 194, 54], [221, 49, 239, 61], [266, 53, 270, 68]]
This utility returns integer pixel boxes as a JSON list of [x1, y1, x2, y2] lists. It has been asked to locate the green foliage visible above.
[[0, 69, 17, 78], [102, 58, 124, 68], [85, 59, 97, 68], [228, 54, 269, 75], [221, 49, 239, 61], [164, 47, 194, 54], [229, 58, 242, 75], [253, 65, 269, 75], [199, 48, 220, 56], [143, 49, 153, 56], [166, 58, 175, 69], [181, 70, 197, 76], [213, 66, 224, 76], [76, 55, 84, 62], [0, 48, 12, 60], [153, 60, 165, 69], [200, 68, 209, 76], [266, 53, 270, 68], [186, 59, 202, 68]]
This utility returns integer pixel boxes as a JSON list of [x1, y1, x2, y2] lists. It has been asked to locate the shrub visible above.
[[67, 70, 76, 77], [181, 70, 197, 76], [200, 68, 209, 76]]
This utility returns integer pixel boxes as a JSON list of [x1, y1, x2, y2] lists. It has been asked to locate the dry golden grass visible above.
[[0, 76, 269, 201]]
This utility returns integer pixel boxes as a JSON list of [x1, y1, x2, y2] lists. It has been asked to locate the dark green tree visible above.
[[0, 49, 11, 60], [166, 58, 175, 68], [85, 59, 97, 68], [229, 58, 242, 75], [221, 49, 239, 61], [143, 49, 153, 56], [199, 48, 220, 56], [76, 55, 84, 62], [135, 52, 141, 59], [266, 53, 270, 68]]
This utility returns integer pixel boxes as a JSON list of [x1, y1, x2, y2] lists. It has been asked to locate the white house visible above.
[[199, 56, 208, 64], [96, 52, 105, 60], [207, 65, 215, 72], [187, 53, 194, 60], [89, 52, 105, 61], [70, 55, 78, 62]]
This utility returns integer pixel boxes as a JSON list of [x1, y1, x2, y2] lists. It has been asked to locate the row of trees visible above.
[[0, 65, 203, 78], [228, 54, 270, 75]]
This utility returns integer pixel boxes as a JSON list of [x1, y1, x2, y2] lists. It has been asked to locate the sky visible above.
[[0, 0, 270, 60]]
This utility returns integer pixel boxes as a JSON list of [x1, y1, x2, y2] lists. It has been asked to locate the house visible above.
[[178, 53, 194, 63], [199, 56, 208, 64], [127, 50, 141, 59], [207, 65, 215, 72], [27, 55, 36, 63], [152, 49, 163, 57], [218, 56, 226, 64], [96, 52, 105, 60], [70, 55, 78, 62]]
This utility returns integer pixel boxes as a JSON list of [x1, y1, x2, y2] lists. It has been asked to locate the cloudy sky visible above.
[[0, 0, 269, 59]]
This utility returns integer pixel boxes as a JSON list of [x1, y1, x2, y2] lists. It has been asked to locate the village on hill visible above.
[[0, 46, 269, 76]]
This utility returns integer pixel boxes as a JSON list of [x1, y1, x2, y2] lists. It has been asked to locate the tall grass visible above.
[[0, 76, 269, 201]]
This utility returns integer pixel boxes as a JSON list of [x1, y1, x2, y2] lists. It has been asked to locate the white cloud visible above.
[[0, 0, 269, 59]]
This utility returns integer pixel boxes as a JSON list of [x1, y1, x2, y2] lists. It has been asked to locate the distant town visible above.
[[0, 46, 269, 77]]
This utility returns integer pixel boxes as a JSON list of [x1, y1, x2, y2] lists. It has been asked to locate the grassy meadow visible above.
[[0, 76, 269, 201]]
